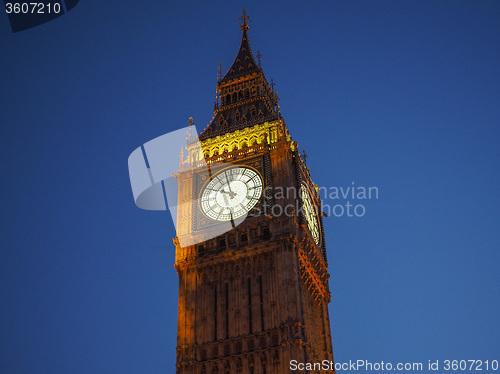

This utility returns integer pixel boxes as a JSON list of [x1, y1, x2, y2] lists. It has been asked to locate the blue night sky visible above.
[[1, 1, 499, 373]]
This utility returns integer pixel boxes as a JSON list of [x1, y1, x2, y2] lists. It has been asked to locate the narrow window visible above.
[[225, 283, 229, 339], [259, 275, 264, 331], [247, 278, 253, 333], [263, 228, 270, 240], [214, 285, 218, 341]]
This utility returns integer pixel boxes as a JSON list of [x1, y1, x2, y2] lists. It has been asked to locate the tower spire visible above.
[[201, 12, 280, 140], [220, 10, 260, 83]]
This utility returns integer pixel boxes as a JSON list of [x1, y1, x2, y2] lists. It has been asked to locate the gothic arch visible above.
[[267, 254, 274, 269], [247, 354, 255, 369], [211, 363, 219, 374], [236, 357, 242, 372], [256, 258, 263, 274], [273, 350, 280, 365], [245, 259, 252, 275], [233, 263, 241, 278], [260, 352, 268, 373]]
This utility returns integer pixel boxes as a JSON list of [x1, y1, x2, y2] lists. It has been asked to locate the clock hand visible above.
[[220, 188, 236, 199], [224, 171, 237, 198], [224, 171, 232, 190], [220, 188, 235, 220]]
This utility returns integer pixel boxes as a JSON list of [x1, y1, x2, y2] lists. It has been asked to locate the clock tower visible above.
[[174, 11, 334, 374]]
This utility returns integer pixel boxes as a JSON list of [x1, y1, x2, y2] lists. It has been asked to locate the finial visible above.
[[302, 150, 308, 165], [239, 9, 250, 31], [186, 117, 194, 141], [179, 147, 184, 169], [256, 50, 261, 67], [271, 78, 275, 91], [275, 91, 281, 115], [217, 62, 223, 82]]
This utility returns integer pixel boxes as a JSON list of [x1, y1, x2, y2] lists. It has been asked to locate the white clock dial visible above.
[[201, 167, 263, 221], [300, 184, 320, 245]]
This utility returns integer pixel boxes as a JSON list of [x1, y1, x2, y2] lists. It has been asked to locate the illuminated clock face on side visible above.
[[201, 167, 263, 221], [300, 184, 320, 245]]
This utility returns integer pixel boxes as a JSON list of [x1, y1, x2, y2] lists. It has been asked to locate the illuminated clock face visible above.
[[201, 167, 263, 221], [300, 184, 320, 245]]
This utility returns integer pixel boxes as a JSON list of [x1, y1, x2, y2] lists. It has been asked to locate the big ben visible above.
[[174, 11, 334, 374]]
